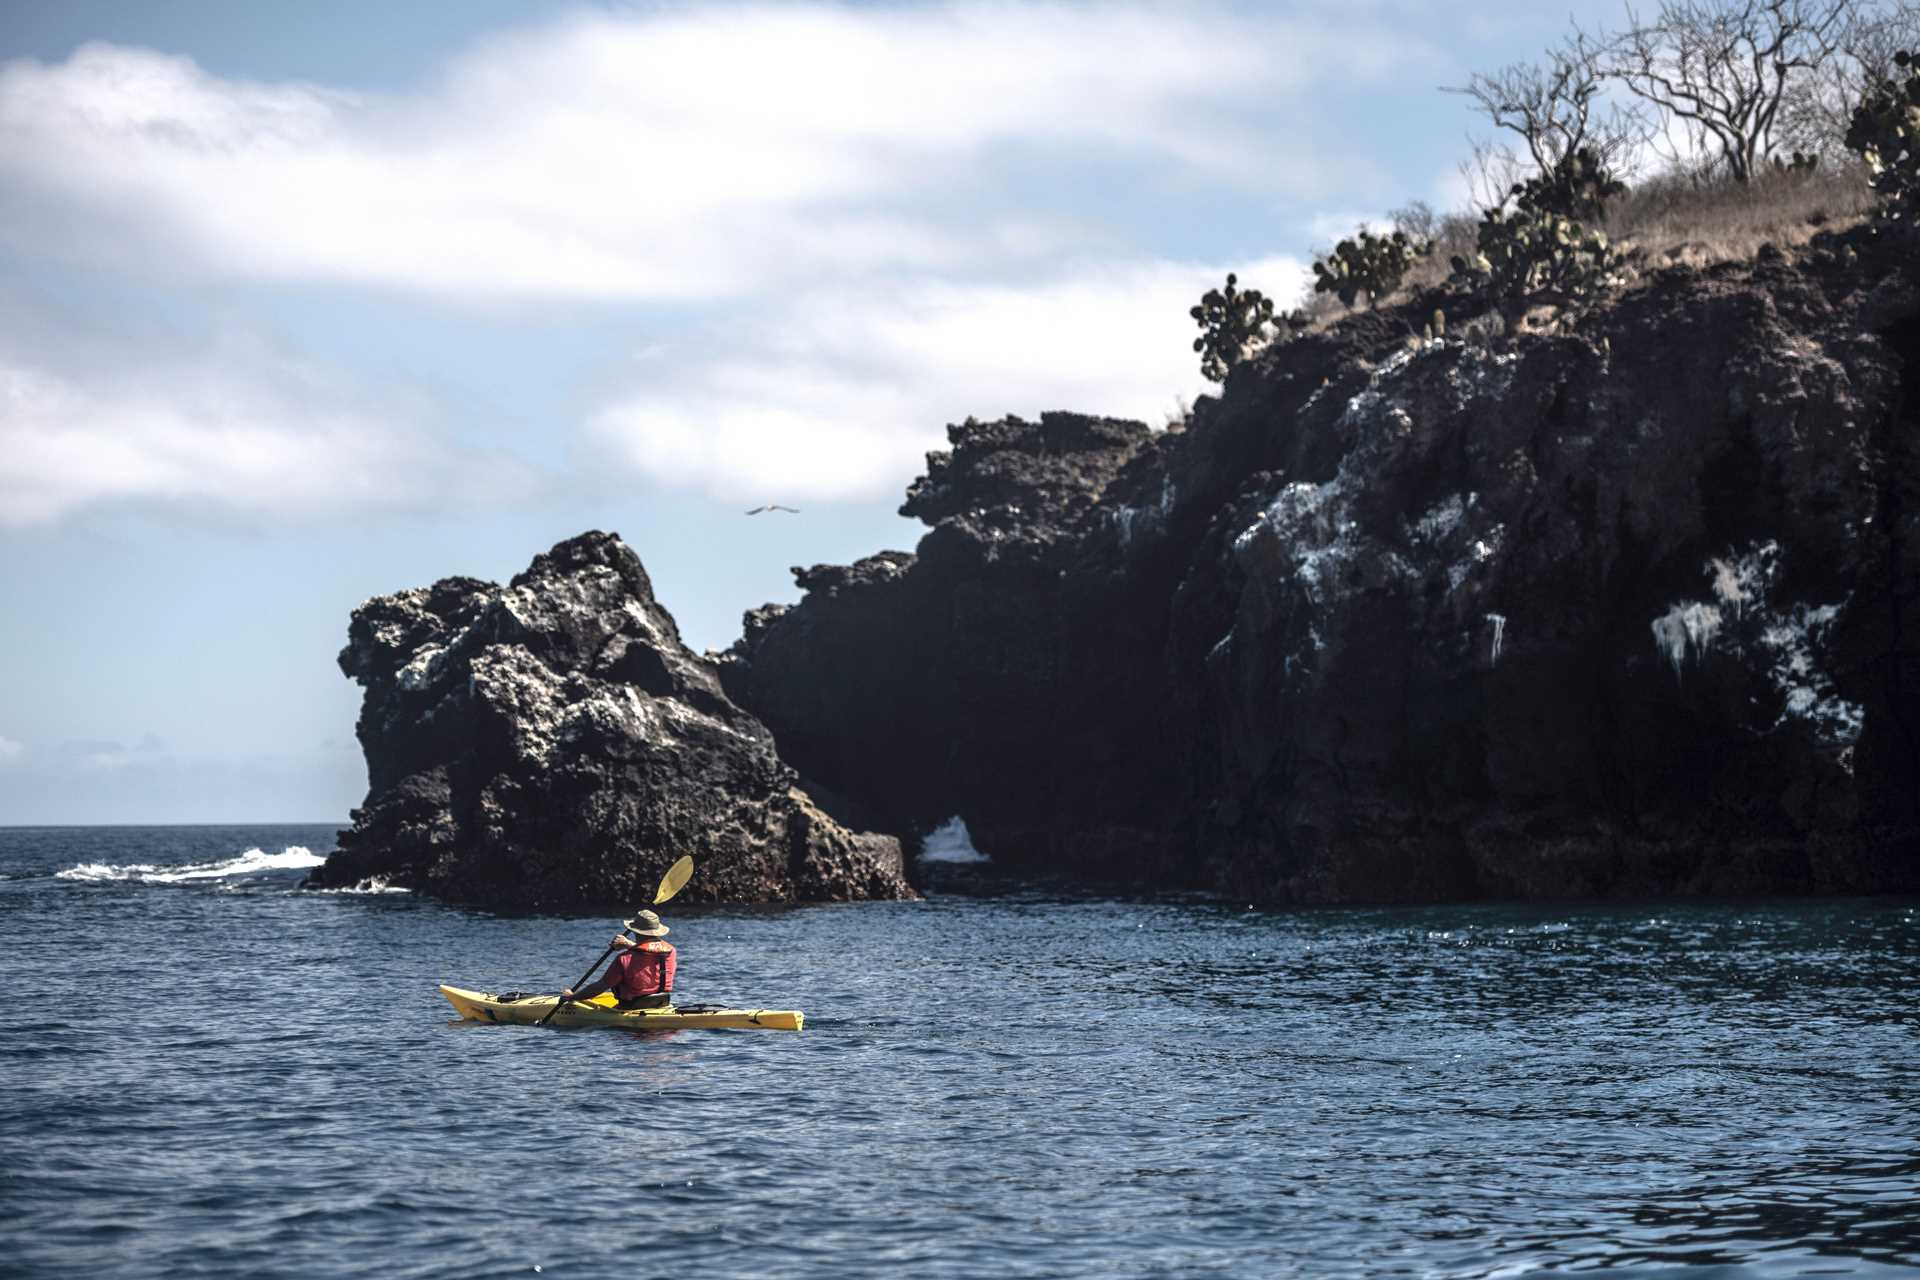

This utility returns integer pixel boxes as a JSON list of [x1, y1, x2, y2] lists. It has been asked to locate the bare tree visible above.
[[1458, 135, 1532, 213], [1389, 200, 1439, 241], [1778, 0, 1920, 158], [1447, 33, 1654, 176], [1848, 0, 1920, 81], [1599, 0, 1852, 181]]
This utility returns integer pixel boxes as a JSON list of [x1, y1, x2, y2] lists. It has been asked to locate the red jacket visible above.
[[608, 940, 675, 999]]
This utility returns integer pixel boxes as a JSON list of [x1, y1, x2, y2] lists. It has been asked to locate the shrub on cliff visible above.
[[1190, 273, 1276, 382], [1452, 208, 1618, 307], [1451, 148, 1625, 315], [1508, 146, 1626, 221], [1846, 49, 1920, 223], [1312, 229, 1429, 309]]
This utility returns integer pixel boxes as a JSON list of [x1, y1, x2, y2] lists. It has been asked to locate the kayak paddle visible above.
[[654, 853, 694, 903], [536, 855, 694, 1027]]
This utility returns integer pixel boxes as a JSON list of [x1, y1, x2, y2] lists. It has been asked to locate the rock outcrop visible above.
[[306, 532, 914, 907], [722, 228, 1920, 903], [722, 412, 1161, 859]]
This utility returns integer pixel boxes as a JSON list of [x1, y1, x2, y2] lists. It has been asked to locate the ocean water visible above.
[[2, 825, 1916, 1279]]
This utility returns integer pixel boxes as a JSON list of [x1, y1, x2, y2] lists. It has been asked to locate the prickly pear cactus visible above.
[[1311, 229, 1427, 310], [1190, 273, 1277, 383], [1449, 148, 1623, 313], [1508, 147, 1625, 222], [1846, 50, 1920, 224], [1449, 207, 1618, 310]]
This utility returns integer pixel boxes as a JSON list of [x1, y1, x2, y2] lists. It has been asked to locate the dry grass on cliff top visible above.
[[1602, 160, 1875, 267], [1303, 162, 1877, 328]]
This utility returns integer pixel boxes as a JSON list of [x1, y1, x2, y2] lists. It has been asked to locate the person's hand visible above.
[[610, 933, 636, 949], [560, 988, 576, 999]]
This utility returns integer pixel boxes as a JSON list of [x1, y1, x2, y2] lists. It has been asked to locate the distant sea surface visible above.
[[2, 824, 1917, 1279]]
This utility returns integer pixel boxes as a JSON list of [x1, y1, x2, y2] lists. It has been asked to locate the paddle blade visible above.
[[654, 855, 694, 904]]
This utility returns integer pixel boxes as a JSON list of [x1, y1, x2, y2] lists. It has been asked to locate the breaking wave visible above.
[[920, 817, 990, 864], [56, 845, 325, 884], [308, 876, 411, 895]]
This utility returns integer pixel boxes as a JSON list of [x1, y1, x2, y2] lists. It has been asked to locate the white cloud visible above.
[[0, 735, 23, 765], [0, 5, 1430, 301], [0, 4, 1444, 522], [582, 253, 1311, 502], [1303, 209, 1398, 246], [0, 285, 541, 526]]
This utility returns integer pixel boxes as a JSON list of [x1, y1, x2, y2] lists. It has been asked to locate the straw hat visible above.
[[622, 909, 670, 937]]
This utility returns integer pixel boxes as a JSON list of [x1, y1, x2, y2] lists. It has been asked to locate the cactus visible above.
[[1845, 50, 1920, 224], [1311, 229, 1429, 310], [1508, 147, 1625, 223], [1449, 149, 1623, 315], [1190, 272, 1277, 383], [1449, 206, 1619, 312]]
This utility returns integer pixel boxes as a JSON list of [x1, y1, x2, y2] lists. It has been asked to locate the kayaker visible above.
[[561, 909, 677, 1009]]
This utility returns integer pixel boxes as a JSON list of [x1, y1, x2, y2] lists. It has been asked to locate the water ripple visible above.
[[0, 826, 1915, 1277]]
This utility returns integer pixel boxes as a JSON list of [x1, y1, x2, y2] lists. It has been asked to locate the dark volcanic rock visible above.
[[307, 532, 914, 907], [724, 232, 1920, 903], [719, 412, 1168, 868]]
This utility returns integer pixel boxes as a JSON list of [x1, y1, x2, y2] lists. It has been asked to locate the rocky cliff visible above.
[[306, 532, 913, 907], [722, 227, 1920, 903]]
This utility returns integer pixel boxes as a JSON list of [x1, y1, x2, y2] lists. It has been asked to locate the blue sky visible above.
[[0, 0, 1622, 823]]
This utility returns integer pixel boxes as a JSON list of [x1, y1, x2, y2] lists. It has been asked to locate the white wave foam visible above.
[[308, 875, 411, 895], [921, 817, 990, 864], [57, 861, 155, 881], [56, 845, 325, 884]]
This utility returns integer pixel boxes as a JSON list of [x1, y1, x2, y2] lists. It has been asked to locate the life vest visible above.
[[610, 940, 675, 1000]]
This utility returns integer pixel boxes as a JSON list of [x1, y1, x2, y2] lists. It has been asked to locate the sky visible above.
[[0, 0, 1625, 824]]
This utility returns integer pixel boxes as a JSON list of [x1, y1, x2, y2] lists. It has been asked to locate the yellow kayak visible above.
[[439, 984, 803, 1032]]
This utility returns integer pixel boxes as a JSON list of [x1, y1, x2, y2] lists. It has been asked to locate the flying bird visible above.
[[745, 504, 801, 515]]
